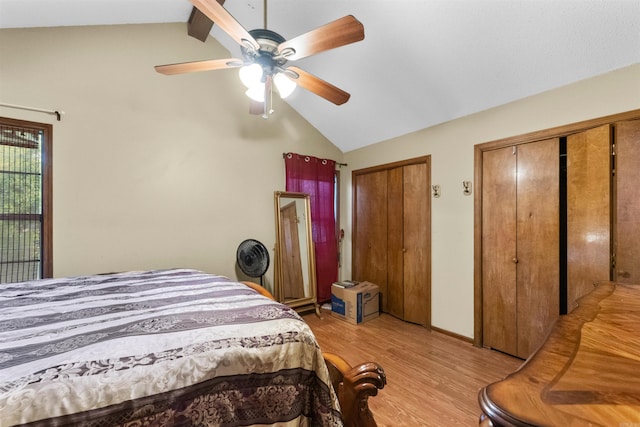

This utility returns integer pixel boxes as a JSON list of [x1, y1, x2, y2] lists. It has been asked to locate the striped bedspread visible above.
[[0, 269, 342, 426]]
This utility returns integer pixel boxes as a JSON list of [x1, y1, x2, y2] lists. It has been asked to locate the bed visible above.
[[0, 268, 385, 427]]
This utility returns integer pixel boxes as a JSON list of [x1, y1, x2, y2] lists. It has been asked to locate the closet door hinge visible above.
[[612, 143, 616, 177]]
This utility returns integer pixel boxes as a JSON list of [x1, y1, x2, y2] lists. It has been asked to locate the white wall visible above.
[[0, 23, 342, 295], [340, 64, 640, 338]]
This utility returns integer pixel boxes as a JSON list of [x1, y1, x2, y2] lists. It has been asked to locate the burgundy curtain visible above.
[[284, 153, 338, 303]]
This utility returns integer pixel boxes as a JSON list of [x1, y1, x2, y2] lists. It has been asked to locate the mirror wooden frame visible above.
[[274, 191, 320, 315]]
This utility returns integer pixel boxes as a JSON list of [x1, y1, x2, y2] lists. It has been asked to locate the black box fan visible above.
[[236, 239, 270, 285]]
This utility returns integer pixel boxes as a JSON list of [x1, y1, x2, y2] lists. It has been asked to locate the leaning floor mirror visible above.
[[274, 191, 320, 316]]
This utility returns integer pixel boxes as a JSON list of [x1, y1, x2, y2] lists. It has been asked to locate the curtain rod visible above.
[[0, 102, 64, 121], [282, 152, 347, 167]]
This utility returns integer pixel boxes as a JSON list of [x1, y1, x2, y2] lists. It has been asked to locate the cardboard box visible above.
[[331, 281, 379, 324]]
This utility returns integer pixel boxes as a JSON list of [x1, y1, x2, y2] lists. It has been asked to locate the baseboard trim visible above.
[[430, 325, 473, 344]]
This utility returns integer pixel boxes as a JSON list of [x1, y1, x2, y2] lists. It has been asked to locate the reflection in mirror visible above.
[[274, 191, 320, 316], [280, 198, 308, 299]]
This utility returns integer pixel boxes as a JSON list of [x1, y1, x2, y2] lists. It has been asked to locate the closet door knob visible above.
[[512, 257, 519, 264]]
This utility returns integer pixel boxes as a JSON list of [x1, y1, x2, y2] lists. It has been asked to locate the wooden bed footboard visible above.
[[323, 352, 387, 427], [241, 281, 276, 300]]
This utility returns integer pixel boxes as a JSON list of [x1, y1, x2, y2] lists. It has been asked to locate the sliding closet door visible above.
[[515, 139, 559, 358], [566, 125, 611, 311], [614, 119, 640, 283], [482, 146, 518, 356], [477, 110, 640, 354]]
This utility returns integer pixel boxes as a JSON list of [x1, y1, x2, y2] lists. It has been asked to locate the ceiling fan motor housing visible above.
[[241, 29, 290, 75]]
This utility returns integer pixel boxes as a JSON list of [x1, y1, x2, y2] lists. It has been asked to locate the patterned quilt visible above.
[[0, 269, 342, 426]]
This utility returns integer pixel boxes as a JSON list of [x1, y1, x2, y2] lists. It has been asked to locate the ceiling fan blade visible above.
[[277, 15, 364, 61], [155, 58, 243, 75], [188, 6, 215, 42], [190, 0, 259, 50], [286, 66, 351, 105]]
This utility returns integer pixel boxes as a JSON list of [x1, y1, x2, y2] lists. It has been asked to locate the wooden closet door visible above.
[[614, 119, 640, 283], [515, 138, 559, 358], [353, 170, 389, 300], [353, 156, 431, 324], [566, 125, 611, 311], [387, 167, 404, 317], [482, 146, 518, 356], [403, 162, 430, 326]]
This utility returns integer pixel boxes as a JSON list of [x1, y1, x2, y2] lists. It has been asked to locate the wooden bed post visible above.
[[323, 353, 386, 427]]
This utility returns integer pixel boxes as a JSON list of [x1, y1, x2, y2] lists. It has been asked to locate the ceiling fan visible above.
[[154, 0, 365, 117]]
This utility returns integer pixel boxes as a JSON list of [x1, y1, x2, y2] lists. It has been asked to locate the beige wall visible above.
[[0, 23, 342, 295], [340, 63, 640, 338], [2, 23, 639, 339]]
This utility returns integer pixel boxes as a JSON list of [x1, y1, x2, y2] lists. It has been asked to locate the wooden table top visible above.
[[478, 281, 640, 426]]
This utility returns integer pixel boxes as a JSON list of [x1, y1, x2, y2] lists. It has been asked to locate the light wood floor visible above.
[[303, 310, 522, 427]]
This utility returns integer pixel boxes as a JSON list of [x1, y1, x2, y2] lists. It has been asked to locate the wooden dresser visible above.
[[478, 281, 640, 426]]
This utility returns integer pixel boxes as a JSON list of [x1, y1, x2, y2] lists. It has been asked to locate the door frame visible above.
[[474, 109, 640, 348]]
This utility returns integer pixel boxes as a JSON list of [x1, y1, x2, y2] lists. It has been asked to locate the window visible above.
[[0, 117, 52, 283]]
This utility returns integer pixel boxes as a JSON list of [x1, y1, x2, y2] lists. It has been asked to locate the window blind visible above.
[[0, 124, 43, 283]]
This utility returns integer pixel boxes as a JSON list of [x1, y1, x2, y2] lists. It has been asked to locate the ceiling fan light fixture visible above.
[[274, 72, 296, 98], [239, 63, 263, 88], [246, 83, 265, 102]]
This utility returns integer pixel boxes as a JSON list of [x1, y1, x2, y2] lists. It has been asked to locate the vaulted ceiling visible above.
[[1, 0, 639, 152]]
